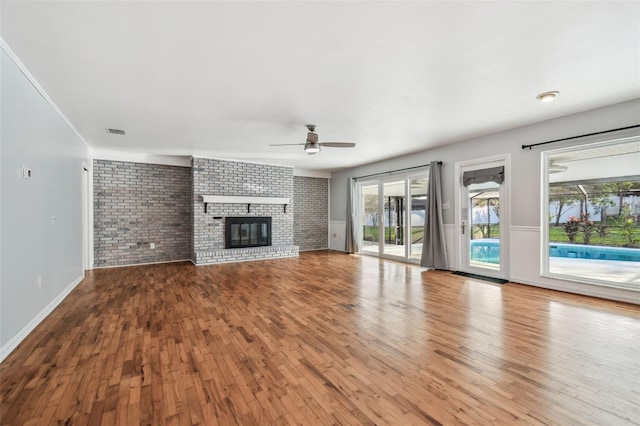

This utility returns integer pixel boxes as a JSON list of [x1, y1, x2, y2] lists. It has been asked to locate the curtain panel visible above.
[[421, 161, 448, 269], [345, 177, 357, 253]]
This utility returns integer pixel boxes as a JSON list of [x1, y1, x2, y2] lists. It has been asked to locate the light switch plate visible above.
[[21, 166, 32, 179]]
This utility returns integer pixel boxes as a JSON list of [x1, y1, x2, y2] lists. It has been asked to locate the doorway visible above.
[[357, 172, 428, 263], [456, 156, 509, 279]]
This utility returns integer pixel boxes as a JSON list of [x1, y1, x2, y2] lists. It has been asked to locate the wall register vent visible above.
[[106, 128, 126, 135]]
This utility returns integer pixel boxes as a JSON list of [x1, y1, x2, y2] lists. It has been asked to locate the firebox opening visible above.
[[225, 217, 272, 249]]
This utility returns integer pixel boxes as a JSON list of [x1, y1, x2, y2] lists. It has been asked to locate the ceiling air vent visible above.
[[106, 128, 126, 135]]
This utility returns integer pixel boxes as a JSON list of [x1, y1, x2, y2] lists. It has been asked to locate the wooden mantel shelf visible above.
[[201, 195, 290, 213], [201, 195, 290, 205]]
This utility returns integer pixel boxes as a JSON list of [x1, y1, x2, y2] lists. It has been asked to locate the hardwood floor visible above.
[[1, 251, 639, 425]]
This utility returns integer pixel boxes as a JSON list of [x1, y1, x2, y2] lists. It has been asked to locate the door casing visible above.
[[454, 154, 511, 279]]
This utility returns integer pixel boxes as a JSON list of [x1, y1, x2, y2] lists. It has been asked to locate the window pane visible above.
[[468, 182, 500, 267], [382, 181, 405, 257], [361, 184, 380, 255], [544, 138, 640, 289], [410, 177, 428, 260]]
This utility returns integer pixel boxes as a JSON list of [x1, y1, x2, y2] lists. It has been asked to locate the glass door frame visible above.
[[455, 155, 510, 279], [355, 169, 429, 264], [381, 178, 408, 261]]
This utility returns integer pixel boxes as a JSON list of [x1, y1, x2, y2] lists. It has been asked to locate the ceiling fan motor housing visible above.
[[306, 132, 319, 143]]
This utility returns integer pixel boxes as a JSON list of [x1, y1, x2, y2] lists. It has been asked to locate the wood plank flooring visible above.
[[1, 251, 639, 425]]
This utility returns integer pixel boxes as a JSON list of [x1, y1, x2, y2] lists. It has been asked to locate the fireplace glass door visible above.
[[226, 217, 271, 248]]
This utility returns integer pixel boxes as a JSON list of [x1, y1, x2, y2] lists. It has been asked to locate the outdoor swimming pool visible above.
[[470, 239, 640, 263], [470, 239, 500, 264], [549, 243, 640, 262]]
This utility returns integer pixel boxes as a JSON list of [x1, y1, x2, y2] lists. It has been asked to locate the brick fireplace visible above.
[[191, 157, 299, 264]]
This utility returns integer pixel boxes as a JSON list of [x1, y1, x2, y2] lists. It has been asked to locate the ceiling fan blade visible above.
[[319, 142, 356, 148], [269, 143, 305, 146]]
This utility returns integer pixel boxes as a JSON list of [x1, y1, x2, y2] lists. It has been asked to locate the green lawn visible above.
[[364, 223, 640, 247], [471, 224, 500, 239], [549, 224, 640, 247], [363, 226, 424, 243]]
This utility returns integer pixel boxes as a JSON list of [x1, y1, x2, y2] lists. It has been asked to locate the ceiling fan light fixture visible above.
[[304, 142, 320, 154], [536, 91, 560, 102]]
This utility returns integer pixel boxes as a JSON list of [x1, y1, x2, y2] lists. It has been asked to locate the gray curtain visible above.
[[421, 161, 448, 269], [345, 177, 357, 253]]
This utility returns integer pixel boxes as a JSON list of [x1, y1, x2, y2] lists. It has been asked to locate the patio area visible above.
[[549, 256, 640, 285]]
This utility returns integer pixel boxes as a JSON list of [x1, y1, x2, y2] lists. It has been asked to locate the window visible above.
[[542, 136, 640, 290]]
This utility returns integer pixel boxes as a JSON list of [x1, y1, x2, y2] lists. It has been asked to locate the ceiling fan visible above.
[[270, 124, 356, 155]]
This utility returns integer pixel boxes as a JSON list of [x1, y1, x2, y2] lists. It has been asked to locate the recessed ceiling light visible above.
[[536, 91, 560, 102]]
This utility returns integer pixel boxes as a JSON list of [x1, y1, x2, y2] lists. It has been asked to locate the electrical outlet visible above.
[[443, 200, 451, 210], [150, 243, 155, 249], [37, 274, 42, 288]]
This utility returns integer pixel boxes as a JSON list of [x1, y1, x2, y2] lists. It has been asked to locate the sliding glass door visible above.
[[357, 171, 429, 263]]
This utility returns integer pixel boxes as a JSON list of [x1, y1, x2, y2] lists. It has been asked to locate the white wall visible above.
[[1, 44, 90, 360], [330, 99, 640, 304]]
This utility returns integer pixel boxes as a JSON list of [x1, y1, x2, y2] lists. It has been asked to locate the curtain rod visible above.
[[521, 124, 640, 150], [354, 162, 441, 180]]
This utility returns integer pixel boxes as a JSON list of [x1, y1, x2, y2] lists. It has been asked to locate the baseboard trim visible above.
[[510, 276, 639, 305], [92, 258, 192, 269], [0, 272, 85, 363]]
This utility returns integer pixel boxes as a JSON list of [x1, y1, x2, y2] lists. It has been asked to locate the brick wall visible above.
[[93, 160, 192, 267], [294, 176, 329, 251], [192, 157, 298, 264]]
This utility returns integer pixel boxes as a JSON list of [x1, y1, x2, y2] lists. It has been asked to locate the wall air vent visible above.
[[106, 128, 126, 135]]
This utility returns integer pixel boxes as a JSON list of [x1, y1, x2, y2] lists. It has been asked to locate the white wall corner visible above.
[[1, 37, 92, 152]]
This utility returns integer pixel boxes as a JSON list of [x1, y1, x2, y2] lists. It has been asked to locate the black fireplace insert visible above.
[[225, 217, 272, 249]]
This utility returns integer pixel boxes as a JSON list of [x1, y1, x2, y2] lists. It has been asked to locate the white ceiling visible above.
[[2, 1, 639, 172]]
